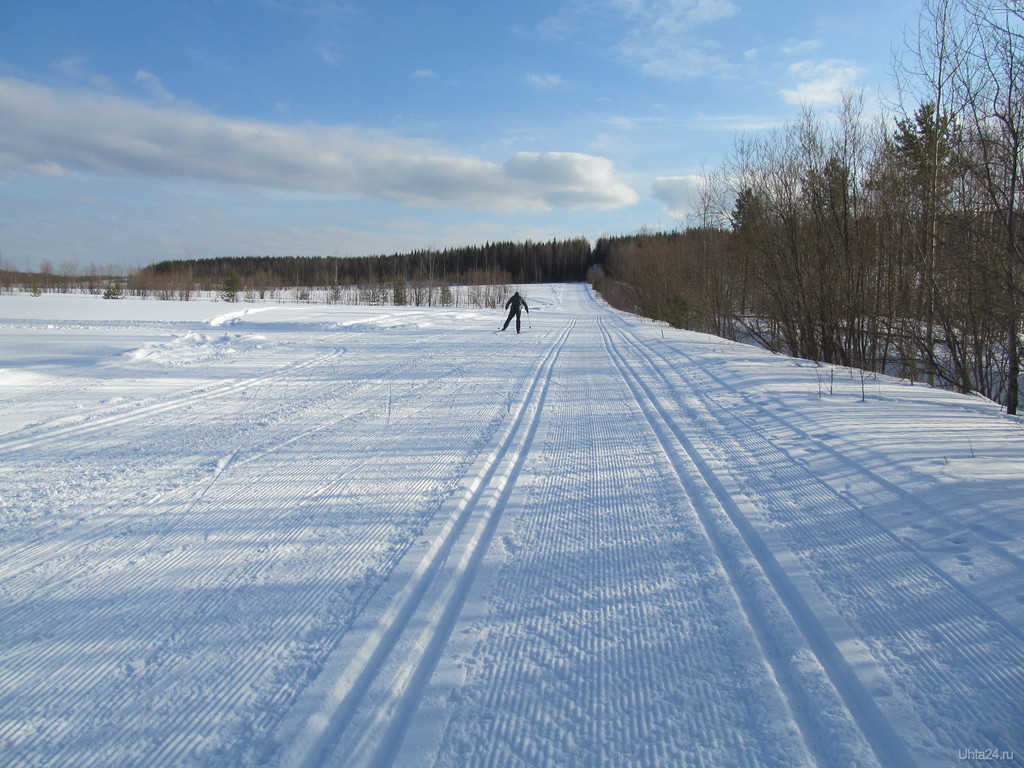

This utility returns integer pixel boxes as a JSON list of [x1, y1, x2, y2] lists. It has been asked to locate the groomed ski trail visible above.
[[274, 319, 576, 768], [0, 284, 1021, 767]]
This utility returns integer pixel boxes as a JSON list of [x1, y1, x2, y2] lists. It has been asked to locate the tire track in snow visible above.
[[274, 320, 576, 768], [597, 316, 905, 768]]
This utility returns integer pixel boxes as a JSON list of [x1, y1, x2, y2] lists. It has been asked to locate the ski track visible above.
[[0, 285, 1021, 767], [432, 310, 820, 768], [0, 322, 548, 767], [633, 319, 1024, 762], [272, 319, 575, 768]]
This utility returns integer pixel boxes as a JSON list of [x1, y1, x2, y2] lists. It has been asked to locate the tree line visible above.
[[0, 239, 590, 307], [133, 238, 592, 301], [0, 259, 123, 296], [594, 0, 1022, 414]]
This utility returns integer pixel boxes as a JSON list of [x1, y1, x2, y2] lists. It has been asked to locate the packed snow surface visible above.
[[1, 284, 1021, 767]]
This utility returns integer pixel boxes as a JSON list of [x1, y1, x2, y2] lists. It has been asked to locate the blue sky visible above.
[[0, 0, 920, 271]]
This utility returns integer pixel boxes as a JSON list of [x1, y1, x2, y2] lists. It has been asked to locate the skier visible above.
[[500, 291, 529, 334]]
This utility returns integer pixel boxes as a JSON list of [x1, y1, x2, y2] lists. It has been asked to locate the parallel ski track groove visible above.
[[0, 349, 347, 456], [0, 341, 475, 584], [642, 324, 1024, 758], [436, 313, 813, 767], [597, 314, 903, 768], [277, 319, 576, 768], [0, 327, 459, 458], [666, 334, 1024, 641], [469, 367, 624, 766], [0, 384, 469, 763], [0, 337, 536, 767]]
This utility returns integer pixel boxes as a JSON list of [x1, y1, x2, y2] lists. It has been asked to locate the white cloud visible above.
[[505, 152, 639, 209], [525, 73, 569, 89], [602, 115, 639, 130], [53, 57, 90, 80], [317, 45, 342, 65], [779, 59, 866, 107], [745, 38, 820, 62], [625, 42, 731, 80], [0, 76, 638, 212], [652, 174, 701, 216], [679, 0, 738, 26], [780, 38, 822, 57], [412, 69, 438, 80], [653, 173, 735, 224], [134, 71, 175, 103], [53, 57, 115, 90], [618, 0, 738, 79], [683, 113, 785, 132], [538, 0, 737, 79]]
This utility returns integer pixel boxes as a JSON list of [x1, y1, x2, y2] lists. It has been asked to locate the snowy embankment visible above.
[[0, 284, 1021, 768]]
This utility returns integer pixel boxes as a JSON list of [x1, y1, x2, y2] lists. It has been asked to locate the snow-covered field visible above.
[[1, 284, 1021, 768]]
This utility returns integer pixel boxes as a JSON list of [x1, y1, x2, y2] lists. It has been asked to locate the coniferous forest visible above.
[[135, 237, 592, 297]]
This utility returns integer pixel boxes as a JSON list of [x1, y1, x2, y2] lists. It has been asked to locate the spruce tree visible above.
[[221, 271, 242, 302]]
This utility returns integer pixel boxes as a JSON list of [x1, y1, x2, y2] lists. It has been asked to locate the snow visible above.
[[0, 284, 1021, 768]]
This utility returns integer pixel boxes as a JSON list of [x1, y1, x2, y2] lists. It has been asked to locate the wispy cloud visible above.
[[0, 76, 638, 211], [779, 59, 866, 107], [779, 38, 821, 57], [134, 71, 175, 103], [682, 113, 786, 132], [317, 45, 342, 65], [744, 38, 821, 62], [539, 0, 739, 80], [524, 73, 569, 89], [622, 41, 732, 80], [53, 57, 115, 90], [617, 0, 739, 79], [601, 111, 783, 135]]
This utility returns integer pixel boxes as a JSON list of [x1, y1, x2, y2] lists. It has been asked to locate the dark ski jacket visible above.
[[505, 292, 529, 314]]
